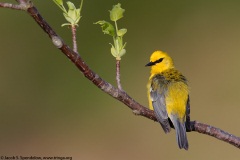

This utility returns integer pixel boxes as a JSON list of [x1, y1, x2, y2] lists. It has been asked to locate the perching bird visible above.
[[146, 51, 190, 150]]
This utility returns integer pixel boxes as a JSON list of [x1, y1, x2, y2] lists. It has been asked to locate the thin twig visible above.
[[71, 25, 78, 53], [116, 60, 122, 90], [4, 0, 240, 149]]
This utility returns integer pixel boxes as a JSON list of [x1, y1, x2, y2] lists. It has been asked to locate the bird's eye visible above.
[[154, 58, 164, 64]]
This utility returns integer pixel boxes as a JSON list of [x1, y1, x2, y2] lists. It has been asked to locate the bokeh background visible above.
[[0, 0, 240, 159]]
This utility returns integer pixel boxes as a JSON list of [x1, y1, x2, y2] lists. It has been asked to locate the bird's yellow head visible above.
[[146, 51, 174, 75]]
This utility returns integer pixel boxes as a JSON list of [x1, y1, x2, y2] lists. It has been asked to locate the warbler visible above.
[[146, 51, 189, 150]]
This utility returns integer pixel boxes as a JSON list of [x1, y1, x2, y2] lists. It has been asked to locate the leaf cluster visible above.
[[95, 3, 127, 60], [53, 0, 83, 27]]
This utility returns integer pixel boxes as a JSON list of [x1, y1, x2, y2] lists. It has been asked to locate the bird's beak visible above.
[[145, 61, 154, 67]]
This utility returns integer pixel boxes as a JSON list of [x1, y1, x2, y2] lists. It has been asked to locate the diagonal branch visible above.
[[0, 1, 32, 10], [0, 2, 22, 10], [193, 121, 240, 148], [1, 0, 239, 149]]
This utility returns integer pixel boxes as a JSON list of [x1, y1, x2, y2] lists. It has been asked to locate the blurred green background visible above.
[[0, 0, 240, 159]]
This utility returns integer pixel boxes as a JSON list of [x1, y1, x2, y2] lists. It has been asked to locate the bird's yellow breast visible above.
[[165, 81, 189, 120], [147, 69, 189, 120]]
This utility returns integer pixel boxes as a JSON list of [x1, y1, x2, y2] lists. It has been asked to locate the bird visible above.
[[146, 50, 190, 150]]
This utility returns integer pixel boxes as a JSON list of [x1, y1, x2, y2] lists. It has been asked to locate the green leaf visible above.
[[69, 9, 77, 21], [53, 0, 67, 13], [61, 23, 71, 27], [109, 3, 125, 21], [95, 3, 127, 60], [117, 28, 127, 37], [53, 0, 83, 26], [110, 44, 117, 57], [53, 0, 63, 6], [66, 1, 76, 10], [95, 21, 115, 36], [67, 2, 77, 20], [119, 48, 126, 57], [75, 15, 81, 24], [79, 0, 84, 12], [76, 8, 81, 17], [63, 13, 74, 24]]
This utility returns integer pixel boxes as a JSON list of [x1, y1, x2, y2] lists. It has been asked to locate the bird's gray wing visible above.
[[150, 75, 171, 133], [185, 96, 191, 131]]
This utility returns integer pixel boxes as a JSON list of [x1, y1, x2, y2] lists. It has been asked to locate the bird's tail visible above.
[[171, 117, 189, 150]]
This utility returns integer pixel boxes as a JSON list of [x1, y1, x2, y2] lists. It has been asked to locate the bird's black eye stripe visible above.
[[154, 58, 164, 64], [145, 58, 164, 66]]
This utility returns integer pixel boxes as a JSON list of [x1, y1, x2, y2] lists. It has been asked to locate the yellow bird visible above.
[[146, 51, 189, 150]]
